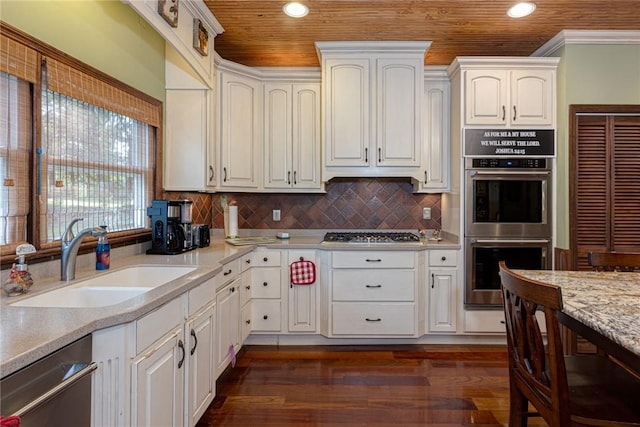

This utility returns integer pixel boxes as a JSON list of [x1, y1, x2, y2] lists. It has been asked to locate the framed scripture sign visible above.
[[464, 129, 555, 157]]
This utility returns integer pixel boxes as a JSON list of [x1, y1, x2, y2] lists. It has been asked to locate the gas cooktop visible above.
[[322, 231, 421, 244]]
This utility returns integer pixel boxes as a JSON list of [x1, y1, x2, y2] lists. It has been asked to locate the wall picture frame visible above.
[[193, 18, 209, 56], [158, 0, 179, 28]]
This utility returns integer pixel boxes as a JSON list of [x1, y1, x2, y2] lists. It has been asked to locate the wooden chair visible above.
[[587, 251, 640, 272], [498, 261, 640, 427]]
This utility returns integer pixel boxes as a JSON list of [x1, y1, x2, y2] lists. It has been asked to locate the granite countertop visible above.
[[1, 233, 460, 378], [514, 269, 640, 358]]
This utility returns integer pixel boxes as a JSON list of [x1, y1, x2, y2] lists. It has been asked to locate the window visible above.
[[1, 26, 161, 259]]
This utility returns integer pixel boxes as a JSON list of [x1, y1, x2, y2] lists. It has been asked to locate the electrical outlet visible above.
[[273, 209, 281, 221], [422, 207, 431, 220]]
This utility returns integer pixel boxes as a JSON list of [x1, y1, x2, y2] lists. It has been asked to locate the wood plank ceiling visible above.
[[205, 0, 640, 67]]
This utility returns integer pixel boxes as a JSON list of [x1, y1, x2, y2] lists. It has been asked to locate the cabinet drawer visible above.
[[332, 270, 415, 301], [332, 251, 415, 269], [251, 268, 281, 299], [136, 296, 184, 352], [251, 250, 281, 267], [251, 300, 282, 331], [217, 258, 241, 289], [464, 309, 545, 333], [331, 303, 415, 336], [429, 250, 457, 267], [240, 271, 252, 306], [188, 277, 216, 316]]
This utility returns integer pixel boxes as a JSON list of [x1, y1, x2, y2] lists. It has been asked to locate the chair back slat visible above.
[[498, 261, 570, 427], [587, 251, 640, 272]]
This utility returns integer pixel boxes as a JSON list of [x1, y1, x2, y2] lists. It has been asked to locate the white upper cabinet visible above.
[[316, 42, 430, 181], [263, 82, 322, 191], [455, 58, 559, 128], [217, 63, 261, 190]]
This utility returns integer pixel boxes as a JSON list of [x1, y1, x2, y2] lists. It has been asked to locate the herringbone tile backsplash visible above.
[[165, 178, 441, 230]]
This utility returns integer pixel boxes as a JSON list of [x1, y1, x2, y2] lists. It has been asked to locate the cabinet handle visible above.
[[263, 281, 268, 287], [263, 315, 268, 320], [513, 105, 517, 121], [366, 284, 382, 288], [431, 273, 435, 289], [287, 171, 291, 185], [246, 259, 251, 264], [424, 170, 428, 184], [365, 258, 382, 262], [365, 318, 382, 322], [364, 147, 368, 163], [293, 171, 297, 185], [224, 269, 233, 276], [246, 319, 251, 324], [230, 286, 235, 293], [177, 340, 185, 369], [245, 285, 251, 290], [209, 165, 214, 182], [223, 167, 227, 182], [378, 147, 381, 162], [502, 105, 506, 121], [190, 329, 198, 355]]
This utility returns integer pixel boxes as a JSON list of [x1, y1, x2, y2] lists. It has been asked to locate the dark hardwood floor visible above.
[[196, 344, 548, 426]]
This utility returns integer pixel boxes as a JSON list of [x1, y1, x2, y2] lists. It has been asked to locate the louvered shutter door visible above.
[[574, 115, 609, 270], [612, 116, 640, 252]]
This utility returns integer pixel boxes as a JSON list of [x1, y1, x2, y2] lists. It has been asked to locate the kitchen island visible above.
[[515, 269, 640, 374]]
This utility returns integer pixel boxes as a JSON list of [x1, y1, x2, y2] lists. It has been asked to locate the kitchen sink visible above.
[[11, 265, 197, 308]]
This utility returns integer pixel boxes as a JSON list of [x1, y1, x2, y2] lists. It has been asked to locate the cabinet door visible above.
[[292, 83, 321, 189], [323, 58, 370, 167], [288, 250, 318, 333], [464, 69, 509, 126], [263, 83, 292, 189], [376, 59, 422, 167], [215, 279, 241, 375], [428, 269, 457, 333], [419, 78, 450, 192], [185, 304, 215, 427], [132, 328, 185, 427], [165, 89, 215, 191], [219, 71, 260, 189], [510, 69, 554, 126]]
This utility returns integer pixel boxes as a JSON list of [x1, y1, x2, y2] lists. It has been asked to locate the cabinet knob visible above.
[[263, 257, 268, 262], [441, 256, 446, 261], [246, 319, 251, 324], [263, 315, 268, 320], [246, 285, 251, 290], [246, 259, 251, 264], [263, 281, 268, 287], [230, 286, 235, 292]]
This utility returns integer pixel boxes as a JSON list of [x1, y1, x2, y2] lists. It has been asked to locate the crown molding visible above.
[[533, 30, 640, 57]]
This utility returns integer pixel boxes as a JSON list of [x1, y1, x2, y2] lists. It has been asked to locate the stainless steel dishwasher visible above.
[[1, 334, 96, 426]]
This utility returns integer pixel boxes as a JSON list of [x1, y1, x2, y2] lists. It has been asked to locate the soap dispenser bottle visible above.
[[2, 243, 36, 296], [96, 225, 110, 270]]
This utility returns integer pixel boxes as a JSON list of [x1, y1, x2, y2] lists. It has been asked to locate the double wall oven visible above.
[[465, 158, 552, 307]]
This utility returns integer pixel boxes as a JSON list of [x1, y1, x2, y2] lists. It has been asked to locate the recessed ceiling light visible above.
[[507, 2, 536, 18], [283, 2, 309, 18]]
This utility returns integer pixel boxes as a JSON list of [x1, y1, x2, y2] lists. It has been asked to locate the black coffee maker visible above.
[[146, 199, 197, 255]]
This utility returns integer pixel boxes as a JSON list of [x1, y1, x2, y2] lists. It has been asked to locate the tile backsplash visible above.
[[166, 178, 441, 230]]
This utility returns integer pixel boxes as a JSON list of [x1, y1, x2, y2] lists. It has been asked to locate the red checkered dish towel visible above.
[[289, 259, 316, 285]]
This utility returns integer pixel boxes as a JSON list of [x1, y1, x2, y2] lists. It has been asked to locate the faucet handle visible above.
[[62, 218, 84, 243]]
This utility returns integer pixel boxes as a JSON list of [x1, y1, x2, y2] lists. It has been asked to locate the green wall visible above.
[[0, 0, 166, 101], [554, 43, 640, 248]]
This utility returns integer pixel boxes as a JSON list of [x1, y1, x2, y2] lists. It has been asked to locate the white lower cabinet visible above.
[[287, 250, 319, 333], [216, 275, 241, 376], [329, 251, 418, 337], [249, 250, 283, 333], [427, 250, 458, 333], [131, 297, 186, 427]]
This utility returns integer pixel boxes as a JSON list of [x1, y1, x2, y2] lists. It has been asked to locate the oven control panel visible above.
[[470, 158, 547, 169]]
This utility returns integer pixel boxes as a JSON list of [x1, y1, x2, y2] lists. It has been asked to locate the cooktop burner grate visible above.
[[322, 231, 420, 243]]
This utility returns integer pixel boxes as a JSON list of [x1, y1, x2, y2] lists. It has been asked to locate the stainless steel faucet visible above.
[[61, 218, 107, 281]]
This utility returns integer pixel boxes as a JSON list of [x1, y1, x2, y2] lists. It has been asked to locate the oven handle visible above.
[[470, 170, 550, 177], [11, 361, 97, 417], [471, 239, 550, 244]]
